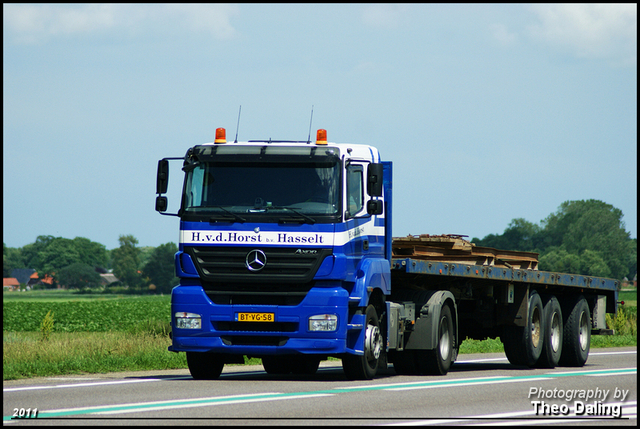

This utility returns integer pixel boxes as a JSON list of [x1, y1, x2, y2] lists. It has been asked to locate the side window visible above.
[[346, 164, 364, 217], [185, 165, 204, 208]]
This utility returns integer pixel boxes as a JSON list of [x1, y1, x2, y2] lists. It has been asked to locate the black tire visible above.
[[535, 296, 563, 368], [559, 295, 590, 367], [261, 356, 292, 375], [291, 356, 321, 375], [342, 305, 382, 380], [502, 290, 544, 367], [392, 350, 418, 375], [416, 304, 454, 375], [186, 352, 225, 380]]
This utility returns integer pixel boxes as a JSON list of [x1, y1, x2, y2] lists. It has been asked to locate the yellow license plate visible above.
[[236, 312, 275, 322]]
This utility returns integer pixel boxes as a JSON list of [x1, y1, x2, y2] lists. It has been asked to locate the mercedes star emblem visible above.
[[246, 249, 267, 272]]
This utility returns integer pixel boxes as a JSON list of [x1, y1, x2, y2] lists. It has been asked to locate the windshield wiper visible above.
[[208, 206, 246, 223], [267, 206, 316, 224]]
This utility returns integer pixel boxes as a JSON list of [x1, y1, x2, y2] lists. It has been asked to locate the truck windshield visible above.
[[182, 161, 341, 222]]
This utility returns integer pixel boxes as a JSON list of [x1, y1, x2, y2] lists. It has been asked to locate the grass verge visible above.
[[3, 331, 187, 381]]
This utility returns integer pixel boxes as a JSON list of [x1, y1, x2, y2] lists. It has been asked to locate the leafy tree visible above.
[[142, 242, 178, 294], [579, 249, 612, 278], [57, 262, 102, 290], [20, 235, 56, 273], [628, 239, 637, 280], [138, 246, 156, 272], [474, 200, 636, 280], [473, 218, 541, 252], [3, 243, 24, 277], [112, 235, 142, 288], [39, 238, 81, 278], [16, 235, 109, 282], [541, 200, 633, 279], [539, 248, 581, 274], [72, 237, 108, 269]]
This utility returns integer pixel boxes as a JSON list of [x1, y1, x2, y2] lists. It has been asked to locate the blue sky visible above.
[[3, 4, 637, 250]]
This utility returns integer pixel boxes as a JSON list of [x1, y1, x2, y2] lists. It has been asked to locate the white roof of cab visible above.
[[199, 141, 381, 163]]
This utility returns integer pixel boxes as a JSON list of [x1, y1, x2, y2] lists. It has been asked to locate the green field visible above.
[[3, 294, 170, 332], [3, 289, 636, 381]]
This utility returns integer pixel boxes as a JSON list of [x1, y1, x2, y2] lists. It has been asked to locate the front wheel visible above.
[[186, 352, 225, 380], [342, 305, 382, 380]]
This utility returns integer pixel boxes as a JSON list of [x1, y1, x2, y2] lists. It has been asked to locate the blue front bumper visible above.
[[169, 285, 351, 356]]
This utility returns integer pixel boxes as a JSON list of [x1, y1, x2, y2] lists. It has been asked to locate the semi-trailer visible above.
[[156, 128, 618, 380]]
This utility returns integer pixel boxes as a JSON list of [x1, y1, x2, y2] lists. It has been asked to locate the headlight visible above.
[[308, 314, 337, 332], [174, 312, 201, 329]]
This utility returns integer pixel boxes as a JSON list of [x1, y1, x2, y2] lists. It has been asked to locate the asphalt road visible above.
[[3, 347, 637, 426]]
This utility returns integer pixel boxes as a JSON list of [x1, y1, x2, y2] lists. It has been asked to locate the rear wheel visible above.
[[535, 296, 563, 368], [559, 295, 590, 367], [343, 305, 382, 380], [392, 350, 418, 375], [502, 290, 544, 367], [416, 304, 454, 375], [186, 352, 225, 380]]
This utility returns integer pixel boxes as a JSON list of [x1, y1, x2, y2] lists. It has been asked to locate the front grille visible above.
[[205, 285, 310, 306], [185, 246, 332, 283]]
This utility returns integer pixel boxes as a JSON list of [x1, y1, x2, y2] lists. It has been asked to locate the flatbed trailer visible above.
[[384, 234, 618, 376]]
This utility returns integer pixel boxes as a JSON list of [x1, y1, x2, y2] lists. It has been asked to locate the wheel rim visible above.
[[549, 311, 561, 353], [578, 311, 589, 351], [530, 306, 541, 349], [439, 315, 451, 360], [365, 323, 381, 363]]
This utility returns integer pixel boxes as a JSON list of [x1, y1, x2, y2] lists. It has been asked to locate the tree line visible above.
[[472, 200, 637, 280], [3, 200, 637, 293], [3, 235, 178, 294]]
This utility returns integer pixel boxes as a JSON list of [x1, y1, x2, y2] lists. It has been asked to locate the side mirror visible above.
[[155, 196, 168, 212], [157, 159, 169, 194], [367, 163, 383, 197], [367, 199, 383, 215]]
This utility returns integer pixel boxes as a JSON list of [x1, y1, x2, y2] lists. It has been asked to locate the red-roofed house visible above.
[[40, 274, 55, 286], [3, 278, 20, 291]]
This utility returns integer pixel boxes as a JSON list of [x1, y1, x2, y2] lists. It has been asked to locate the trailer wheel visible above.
[[502, 290, 543, 367], [343, 305, 381, 380], [535, 296, 563, 368], [186, 352, 224, 380], [417, 304, 454, 375], [559, 295, 590, 367]]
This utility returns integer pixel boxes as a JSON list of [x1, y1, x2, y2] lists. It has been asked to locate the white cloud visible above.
[[526, 4, 637, 64], [362, 4, 410, 29], [490, 23, 519, 47], [159, 4, 239, 39], [3, 3, 239, 44]]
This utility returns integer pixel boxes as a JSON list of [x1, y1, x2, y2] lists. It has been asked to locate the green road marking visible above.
[[4, 367, 636, 420]]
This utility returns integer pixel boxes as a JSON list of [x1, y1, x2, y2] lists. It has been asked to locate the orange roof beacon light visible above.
[[316, 129, 328, 145], [214, 127, 227, 144]]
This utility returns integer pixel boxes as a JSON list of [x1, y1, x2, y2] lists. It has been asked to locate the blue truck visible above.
[[155, 128, 619, 380]]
